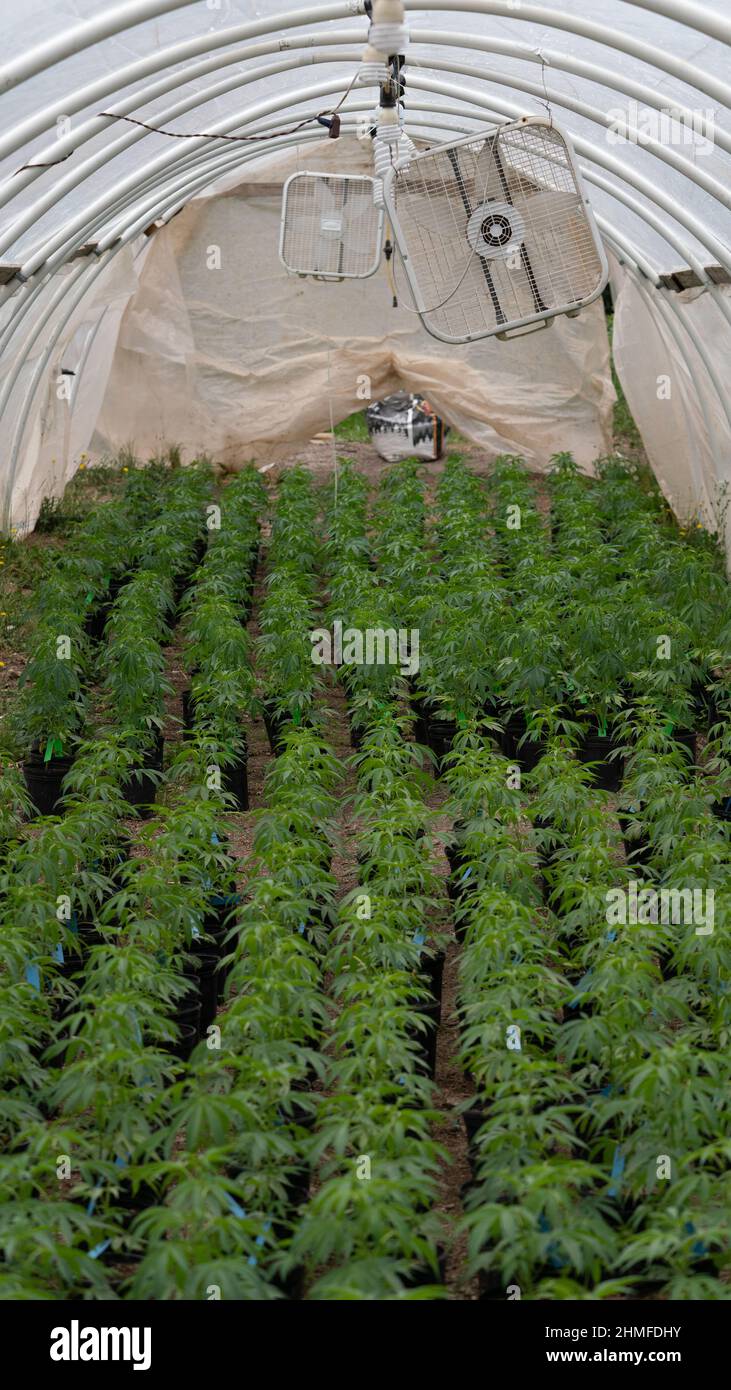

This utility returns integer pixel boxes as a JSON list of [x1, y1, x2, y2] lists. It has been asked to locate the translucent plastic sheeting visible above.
[[0, 247, 143, 534], [91, 137, 614, 476], [611, 254, 731, 565], [0, 1, 729, 542], [0, 2, 729, 273]]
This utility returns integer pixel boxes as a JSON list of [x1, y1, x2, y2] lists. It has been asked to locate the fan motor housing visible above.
[[467, 202, 526, 261], [382, 117, 609, 344]]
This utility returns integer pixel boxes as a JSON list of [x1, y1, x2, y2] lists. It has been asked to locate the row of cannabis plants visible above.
[[282, 462, 447, 1298], [0, 466, 270, 1296], [413, 455, 730, 1298]]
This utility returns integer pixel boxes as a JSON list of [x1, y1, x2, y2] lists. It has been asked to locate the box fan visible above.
[[381, 118, 608, 343], [279, 171, 384, 281]]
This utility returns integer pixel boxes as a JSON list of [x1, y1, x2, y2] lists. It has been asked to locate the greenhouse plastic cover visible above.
[[91, 137, 614, 477], [0, 1, 729, 560]]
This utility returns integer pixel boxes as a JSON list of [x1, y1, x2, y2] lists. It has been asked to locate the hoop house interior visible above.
[[0, 0, 730, 561]]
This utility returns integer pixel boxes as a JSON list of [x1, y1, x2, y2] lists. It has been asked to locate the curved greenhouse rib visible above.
[[0, 48, 363, 258], [3, 39, 730, 267], [0, 29, 365, 219], [0, 84, 722, 339], [5, 109, 730, 523], [1, 65, 728, 315], [411, 1, 731, 111], [588, 167, 731, 333], [2, 101, 711, 408], [407, 74, 731, 274], [0, 1, 729, 186], [0, 7, 366, 166], [0, 28, 725, 233], [4, 69, 730, 306], [618, 0, 731, 45], [0, 0, 203, 96]]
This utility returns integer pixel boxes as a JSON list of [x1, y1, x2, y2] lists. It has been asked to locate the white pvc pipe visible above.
[[406, 73, 731, 274], [2, 24, 725, 240], [0, 48, 363, 258], [1, 0, 727, 161], [0, 101, 722, 414], [0, 118, 692, 417], [9, 68, 731, 299], [0, 1, 208, 96], [588, 168, 731, 335], [0, 7, 365, 165], [619, 0, 731, 45], [0, 30, 365, 221], [95, 90, 730, 307], [0, 73, 719, 334], [4, 37, 730, 270], [4, 112, 727, 526], [410, 2, 731, 112]]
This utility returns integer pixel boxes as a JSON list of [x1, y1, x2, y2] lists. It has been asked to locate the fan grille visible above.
[[281, 173, 383, 279], [386, 123, 606, 341]]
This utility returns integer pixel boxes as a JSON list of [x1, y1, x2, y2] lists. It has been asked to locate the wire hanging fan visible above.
[[279, 172, 384, 281], [382, 118, 608, 343]]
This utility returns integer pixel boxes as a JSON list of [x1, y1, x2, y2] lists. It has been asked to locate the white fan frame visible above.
[[279, 171, 385, 282], [382, 116, 609, 344]]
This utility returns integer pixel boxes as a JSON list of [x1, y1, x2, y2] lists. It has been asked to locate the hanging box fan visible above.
[[382, 118, 608, 343], [279, 171, 384, 281]]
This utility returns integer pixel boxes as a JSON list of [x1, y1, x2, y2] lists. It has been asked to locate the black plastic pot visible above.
[[713, 795, 731, 822], [22, 752, 75, 817], [410, 1000, 440, 1079], [222, 751, 248, 811], [428, 716, 458, 768], [445, 839, 461, 877], [146, 730, 165, 767], [672, 727, 698, 762], [107, 572, 132, 606], [83, 603, 109, 642], [80, 923, 111, 957], [173, 568, 195, 608], [164, 1021, 198, 1063], [499, 711, 545, 771], [412, 702, 429, 748], [195, 897, 239, 994], [402, 1246, 447, 1290], [122, 770, 159, 818], [186, 952, 219, 1031], [193, 533, 208, 565], [121, 733, 164, 817], [57, 910, 114, 978], [112, 1179, 161, 1214], [690, 679, 718, 730], [447, 860, 478, 913], [532, 813, 563, 872], [261, 700, 288, 755], [180, 687, 195, 732], [272, 1267, 305, 1300], [175, 996, 202, 1043], [422, 949, 445, 1007], [348, 712, 365, 750], [576, 725, 623, 791], [617, 810, 653, 867]]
